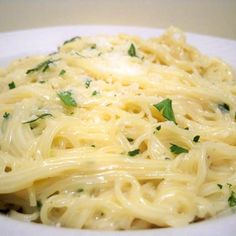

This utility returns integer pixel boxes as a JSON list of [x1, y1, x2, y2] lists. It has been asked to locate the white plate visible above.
[[0, 25, 236, 236]]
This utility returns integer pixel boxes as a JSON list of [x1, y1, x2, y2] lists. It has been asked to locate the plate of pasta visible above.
[[0, 25, 236, 236]]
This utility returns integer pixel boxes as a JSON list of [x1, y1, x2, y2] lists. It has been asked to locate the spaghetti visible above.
[[0, 27, 236, 230]]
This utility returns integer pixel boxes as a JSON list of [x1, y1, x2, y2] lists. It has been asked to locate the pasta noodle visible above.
[[0, 27, 236, 230]]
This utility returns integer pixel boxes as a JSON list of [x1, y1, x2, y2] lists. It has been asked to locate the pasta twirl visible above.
[[0, 27, 236, 230]]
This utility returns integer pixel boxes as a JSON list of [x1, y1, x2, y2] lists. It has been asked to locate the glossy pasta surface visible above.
[[0, 27, 236, 230]]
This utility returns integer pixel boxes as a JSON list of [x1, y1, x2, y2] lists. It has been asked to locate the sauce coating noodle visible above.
[[0, 27, 236, 230]]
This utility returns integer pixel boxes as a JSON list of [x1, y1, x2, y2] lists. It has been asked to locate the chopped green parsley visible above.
[[91, 44, 96, 49], [85, 79, 92, 88], [127, 137, 134, 142], [153, 98, 177, 124], [3, 112, 10, 119], [63, 36, 80, 45], [217, 184, 223, 189], [92, 90, 98, 96], [226, 183, 236, 207], [170, 144, 188, 154], [193, 135, 200, 143], [59, 69, 66, 76], [128, 149, 140, 156], [8, 81, 15, 90], [39, 80, 46, 84], [228, 191, 236, 207], [23, 113, 53, 124], [57, 90, 77, 107], [37, 200, 42, 210], [128, 43, 137, 57], [26, 59, 59, 74], [218, 103, 230, 113]]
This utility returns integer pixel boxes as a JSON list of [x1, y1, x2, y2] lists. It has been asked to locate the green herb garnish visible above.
[[92, 90, 98, 96], [128, 43, 137, 57], [48, 51, 57, 56], [153, 98, 176, 124], [91, 145, 96, 147], [37, 200, 42, 210], [217, 184, 223, 189], [228, 191, 236, 207], [128, 149, 140, 157], [85, 79, 92, 88], [91, 44, 96, 49], [77, 188, 84, 193], [57, 90, 77, 107], [127, 137, 134, 142], [59, 69, 66, 76], [170, 144, 188, 154], [63, 36, 80, 45], [26, 59, 59, 74], [193, 135, 200, 143], [23, 113, 53, 124], [39, 80, 46, 84], [156, 125, 161, 131], [8, 81, 15, 90], [218, 103, 230, 113], [75, 52, 86, 58], [3, 112, 10, 119], [184, 127, 189, 130]]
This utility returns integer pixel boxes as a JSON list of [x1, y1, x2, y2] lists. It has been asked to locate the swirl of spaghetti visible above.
[[0, 27, 236, 230]]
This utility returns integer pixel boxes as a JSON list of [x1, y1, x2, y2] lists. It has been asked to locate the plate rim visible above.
[[0, 24, 236, 44]]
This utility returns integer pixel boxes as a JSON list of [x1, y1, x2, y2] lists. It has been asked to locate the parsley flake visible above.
[[57, 90, 77, 107], [63, 36, 80, 45], [228, 191, 236, 207], [217, 184, 223, 189], [37, 200, 42, 210], [75, 52, 86, 58], [92, 90, 98, 96], [127, 137, 134, 142], [77, 188, 84, 193], [59, 69, 66, 76], [170, 144, 188, 154], [23, 113, 53, 124], [193, 135, 200, 143], [156, 125, 161, 131], [26, 59, 59, 74], [85, 79, 92, 88], [218, 103, 230, 113], [3, 112, 10, 119], [128, 149, 140, 157], [153, 98, 177, 124], [91, 44, 96, 49], [8, 81, 15, 90], [128, 43, 137, 57]]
